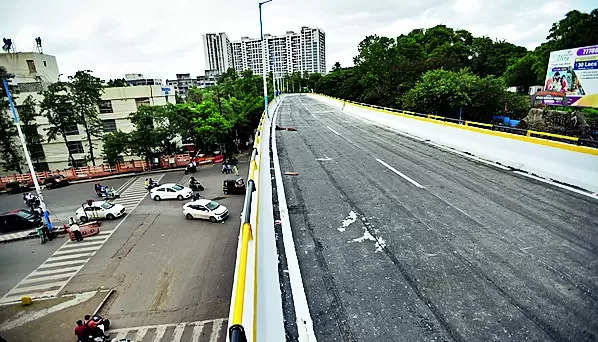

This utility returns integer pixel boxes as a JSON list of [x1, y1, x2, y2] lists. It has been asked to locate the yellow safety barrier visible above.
[[232, 222, 253, 325], [527, 130, 579, 141], [315, 94, 598, 156], [465, 121, 493, 128]]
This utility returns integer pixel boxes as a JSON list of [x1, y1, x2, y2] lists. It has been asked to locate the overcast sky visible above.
[[1, 0, 595, 81]]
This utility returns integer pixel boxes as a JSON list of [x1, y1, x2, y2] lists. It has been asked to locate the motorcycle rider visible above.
[[74, 320, 89, 342]]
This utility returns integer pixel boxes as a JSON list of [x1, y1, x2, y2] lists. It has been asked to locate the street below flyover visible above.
[[275, 94, 598, 341], [0, 163, 246, 342]]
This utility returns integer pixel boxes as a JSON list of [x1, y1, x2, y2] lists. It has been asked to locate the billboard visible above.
[[542, 45, 598, 108]]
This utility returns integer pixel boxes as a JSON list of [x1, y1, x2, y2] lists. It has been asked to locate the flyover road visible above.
[[275, 94, 598, 342]]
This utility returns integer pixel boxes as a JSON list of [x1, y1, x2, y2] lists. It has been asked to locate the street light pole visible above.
[[2, 80, 52, 230], [259, 0, 272, 118]]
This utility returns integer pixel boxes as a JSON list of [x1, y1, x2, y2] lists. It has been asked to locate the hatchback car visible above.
[[43, 175, 70, 189], [183, 199, 229, 222], [75, 201, 126, 223], [0, 209, 42, 233], [151, 183, 193, 201]]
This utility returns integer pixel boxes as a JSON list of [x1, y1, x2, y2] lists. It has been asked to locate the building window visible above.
[[135, 97, 150, 108], [26, 60, 37, 73], [33, 162, 49, 172], [99, 100, 113, 114], [66, 141, 84, 154], [43, 61, 47, 67], [65, 124, 79, 136], [69, 159, 87, 168], [29, 144, 45, 159], [102, 119, 117, 133]]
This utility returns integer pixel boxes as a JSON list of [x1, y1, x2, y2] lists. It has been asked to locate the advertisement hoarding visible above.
[[542, 45, 598, 108]]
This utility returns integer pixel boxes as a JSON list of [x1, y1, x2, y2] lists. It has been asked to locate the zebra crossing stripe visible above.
[[0, 175, 165, 304], [106, 318, 226, 342]]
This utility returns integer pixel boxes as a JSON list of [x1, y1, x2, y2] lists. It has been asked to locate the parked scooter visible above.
[[188, 177, 204, 191]]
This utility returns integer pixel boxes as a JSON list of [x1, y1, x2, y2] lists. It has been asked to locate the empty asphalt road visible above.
[[275, 94, 598, 342]]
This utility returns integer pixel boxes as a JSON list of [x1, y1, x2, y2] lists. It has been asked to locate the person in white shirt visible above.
[[69, 217, 83, 241]]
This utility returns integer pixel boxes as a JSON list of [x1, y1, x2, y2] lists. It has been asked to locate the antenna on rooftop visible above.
[[2, 38, 14, 53], [35, 37, 43, 53]]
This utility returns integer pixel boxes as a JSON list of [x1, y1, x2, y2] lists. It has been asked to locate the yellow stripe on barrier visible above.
[[465, 121, 493, 128], [315, 94, 598, 156], [527, 130, 579, 141], [232, 222, 253, 325]]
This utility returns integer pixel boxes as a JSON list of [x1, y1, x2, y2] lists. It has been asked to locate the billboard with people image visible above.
[[541, 45, 598, 107]]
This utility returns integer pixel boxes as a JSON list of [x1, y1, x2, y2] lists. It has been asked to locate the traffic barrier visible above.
[[228, 95, 283, 342], [0, 153, 228, 190], [318, 94, 598, 151]]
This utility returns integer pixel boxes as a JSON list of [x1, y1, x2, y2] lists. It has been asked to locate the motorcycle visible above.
[[189, 180, 204, 191], [86, 314, 114, 341], [146, 180, 160, 191], [96, 187, 120, 200], [184, 164, 197, 175]]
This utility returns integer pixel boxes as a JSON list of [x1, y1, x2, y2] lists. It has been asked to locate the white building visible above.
[[32, 85, 175, 171], [166, 73, 217, 99], [229, 26, 326, 77], [202, 33, 233, 75], [0, 52, 176, 174], [124, 73, 162, 86], [0, 52, 60, 174]]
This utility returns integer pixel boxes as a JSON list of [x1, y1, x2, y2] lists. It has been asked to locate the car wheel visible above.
[[177, 195, 183, 200], [209, 216, 217, 223], [186, 213, 193, 220], [106, 213, 115, 220], [154, 195, 161, 201], [80, 216, 88, 223]]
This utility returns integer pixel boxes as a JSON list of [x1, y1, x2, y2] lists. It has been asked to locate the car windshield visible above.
[[100, 202, 114, 209], [172, 184, 184, 191], [206, 201, 220, 210]]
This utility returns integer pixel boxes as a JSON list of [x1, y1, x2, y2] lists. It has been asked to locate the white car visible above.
[[183, 199, 229, 223], [151, 183, 193, 201], [76, 201, 126, 223]]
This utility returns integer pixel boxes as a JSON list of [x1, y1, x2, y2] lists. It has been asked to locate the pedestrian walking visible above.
[[233, 164, 238, 176]]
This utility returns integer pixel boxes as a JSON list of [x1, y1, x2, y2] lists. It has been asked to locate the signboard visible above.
[[542, 45, 598, 107]]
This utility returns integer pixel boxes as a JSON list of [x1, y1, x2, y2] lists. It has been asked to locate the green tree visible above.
[[69, 70, 104, 166], [105, 78, 128, 87], [18, 95, 44, 163], [332, 62, 341, 72], [0, 67, 23, 173], [128, 105, 176, 162], [503, 52, 541, 91], [102, 131, 130, 165], [40, 82, 80, 167]]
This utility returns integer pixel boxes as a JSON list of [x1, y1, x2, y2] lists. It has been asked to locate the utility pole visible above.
[[2, 80, 53, 231], [259, 0, 272, 117]]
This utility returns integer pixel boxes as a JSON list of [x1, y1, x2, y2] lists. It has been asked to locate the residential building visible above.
[[165, 73, 216, 99], [202, 33, 233, 75], [124, 73, 162, 86], [228, 26, 326, 77]]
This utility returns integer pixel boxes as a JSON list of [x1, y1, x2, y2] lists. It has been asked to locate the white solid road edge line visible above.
[[272, 99, 318, 342], [376, 158, 425, 189], [512, 171, 598, 200]]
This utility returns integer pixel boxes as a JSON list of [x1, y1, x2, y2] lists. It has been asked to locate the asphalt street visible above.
[[0, 177, 130, 228], [0, 163, 246, 341], [275, 94, 598, 341]]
